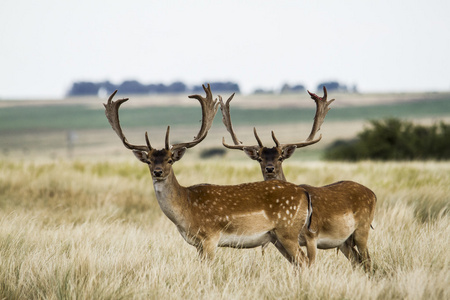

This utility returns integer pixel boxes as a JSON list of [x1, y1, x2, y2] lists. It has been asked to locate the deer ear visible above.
[[242, 147, 260, 161], [282, 145, 297, 159], [172, 147, 187, 162], [133, 150, 150, 164]]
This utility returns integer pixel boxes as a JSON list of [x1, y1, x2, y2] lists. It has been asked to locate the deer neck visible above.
[[152, 169, 189, 226], [263, 168, 287, 181]]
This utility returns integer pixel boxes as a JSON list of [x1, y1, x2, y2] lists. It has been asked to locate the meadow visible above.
[[0, 92, 449, 299], [1, 92, 449, 159], [0, 158, 449, 299]]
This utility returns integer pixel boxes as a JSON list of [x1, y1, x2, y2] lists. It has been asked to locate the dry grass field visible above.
[[0, 92, 449, 299], [0, 158, 448, 299]]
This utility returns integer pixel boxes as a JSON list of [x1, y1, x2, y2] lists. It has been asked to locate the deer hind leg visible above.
[[304, 237, 318, 266], [272, 231, 308, 268], [338, 237, 362, 267], [353, 227, 372, 273]]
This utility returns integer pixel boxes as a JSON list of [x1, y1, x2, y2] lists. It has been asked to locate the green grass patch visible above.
[[1, 97, 449, 132]]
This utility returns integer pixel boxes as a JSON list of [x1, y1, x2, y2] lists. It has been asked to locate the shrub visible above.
[[200, 147, 226, 159], [325, 118, 450, 161]]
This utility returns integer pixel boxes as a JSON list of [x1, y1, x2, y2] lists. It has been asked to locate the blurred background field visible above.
[[1, 92, 449, 160]]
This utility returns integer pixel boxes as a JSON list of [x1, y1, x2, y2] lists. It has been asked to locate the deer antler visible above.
[[220, 93, 242, 145], [220, 94, 265, 151], [170, 84, 220, 150], [275, 86, 335, 150], [104, 90, 150, 151]]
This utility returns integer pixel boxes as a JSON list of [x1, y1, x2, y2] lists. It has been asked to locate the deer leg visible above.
[[353, 228, 372, 273], [261, 242, 270, 256], [338, 242, 362, 267], [304, 238, 317, 266], [273, 232, 308, 267], [197, 235, 219, 261]]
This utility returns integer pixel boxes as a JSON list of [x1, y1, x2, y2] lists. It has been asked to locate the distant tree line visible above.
[[253, 81, 357, 95], [67, 79, 356, 97], [67, 80, 240, 97]]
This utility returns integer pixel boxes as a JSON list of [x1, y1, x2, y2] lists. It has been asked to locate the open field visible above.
[[0, 92, 449, 298], [0, 159, 448, 299], [0, 92, 449, 159]]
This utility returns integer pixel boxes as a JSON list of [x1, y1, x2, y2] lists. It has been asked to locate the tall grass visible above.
[[0, 158, 449, 299]]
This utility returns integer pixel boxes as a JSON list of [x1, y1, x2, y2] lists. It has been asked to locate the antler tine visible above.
[[219, 93, 242, 145], [253, 127, 264, 147], [305, 86, 335, 142], [145, 132, 152, 150], [171, 84, 219, 150], [165, 126, 170, 150], [104, 90, 150, 151], [280, 86, 334, 149], [222, 137, 246, 150], [271, 131, 280, 147], [220, 93, 264, 152]]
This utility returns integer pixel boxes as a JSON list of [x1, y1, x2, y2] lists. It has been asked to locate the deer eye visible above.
[[257, 158, 262, 163], [278, 157, 284, 161], [167, 159, 174, 164]]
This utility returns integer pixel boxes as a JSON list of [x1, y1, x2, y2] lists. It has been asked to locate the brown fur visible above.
[[105, 86, 314, 267], [134, 148, 312, 266], [219, 87, 377, 272]]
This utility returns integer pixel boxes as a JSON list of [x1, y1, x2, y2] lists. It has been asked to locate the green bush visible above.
[[325, 118, 450, 161]]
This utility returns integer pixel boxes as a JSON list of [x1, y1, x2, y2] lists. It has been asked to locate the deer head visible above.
[[104, 84, 219, 181], [220, 86, 334, 181]]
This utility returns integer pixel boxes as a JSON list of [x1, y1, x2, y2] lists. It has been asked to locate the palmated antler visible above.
[[104, 90, 151, 151], [221, 86, 334, 152], [104, 85, 219, 152], [274, 86, 335, 150], [170, 84, 219, 150], [220, 94, 263, 152]]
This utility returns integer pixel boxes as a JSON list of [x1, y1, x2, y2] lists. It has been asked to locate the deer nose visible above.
[[265, 166, 275, 173], [153, 170, 163, 177]]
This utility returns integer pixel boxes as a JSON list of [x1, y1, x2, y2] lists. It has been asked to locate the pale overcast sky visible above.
[[1, 0, 449, 99]]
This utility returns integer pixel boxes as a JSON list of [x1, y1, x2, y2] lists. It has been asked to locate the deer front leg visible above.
[[261, 242, 270, 256], [197, 234, 219, 262]]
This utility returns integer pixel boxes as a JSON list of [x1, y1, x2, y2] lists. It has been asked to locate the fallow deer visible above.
[[104, 84, 313, 267], [220, 87, 377, 272]]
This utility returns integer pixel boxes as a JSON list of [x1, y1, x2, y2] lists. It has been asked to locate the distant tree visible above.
[[316, 81, 347, 92], [154, 84, 169, 93], [98, 81, 117, 95], [193, 82, 240, 93], [168, 81, 187, 93], [253, 88, 275, 94], [119, 80, 149, 94], [280, 83, 305, 94], [67, 81, 100, 96]]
